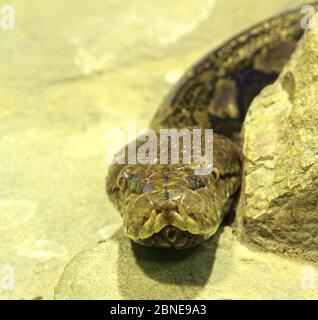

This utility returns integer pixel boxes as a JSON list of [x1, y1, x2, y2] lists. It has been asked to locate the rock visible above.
[[237, 16, 318, 262], [54, 227, 318, 300]]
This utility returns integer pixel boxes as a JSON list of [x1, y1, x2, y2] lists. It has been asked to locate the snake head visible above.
[[106, 134, 241, 249]]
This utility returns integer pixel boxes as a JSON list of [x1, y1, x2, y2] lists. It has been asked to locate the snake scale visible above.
[[106, 3, 317, 249]]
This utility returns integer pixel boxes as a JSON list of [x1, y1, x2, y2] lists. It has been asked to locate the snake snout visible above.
[[125, 190, 218, 247], [155, 200, 180, 215]]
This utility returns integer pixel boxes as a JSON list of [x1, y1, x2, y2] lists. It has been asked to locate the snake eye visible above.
[[117, 172, 128, 191], [189, 176, 207, 190], [211, 168, 220, 180], [119, 174, 143, 194], [129, 176, 144, 194]]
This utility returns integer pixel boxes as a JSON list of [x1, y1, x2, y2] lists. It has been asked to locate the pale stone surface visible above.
[[237, 15, 318, 262], [0, 0, 310, 299], [54, 227, 318, 300]]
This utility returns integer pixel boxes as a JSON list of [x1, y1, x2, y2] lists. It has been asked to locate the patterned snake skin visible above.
[[106, 3, 318, 248]]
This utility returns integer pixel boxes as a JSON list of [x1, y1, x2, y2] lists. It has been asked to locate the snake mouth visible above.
[[124, 202, 218, 244], [134, 225, 209, 249]]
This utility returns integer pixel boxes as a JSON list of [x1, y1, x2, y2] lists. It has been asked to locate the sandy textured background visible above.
[[0, 0, 316, 299]]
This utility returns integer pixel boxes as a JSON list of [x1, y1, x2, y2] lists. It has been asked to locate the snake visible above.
[[106, 3, 317, 249]]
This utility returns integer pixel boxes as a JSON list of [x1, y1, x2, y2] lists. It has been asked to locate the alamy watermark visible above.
[[105, 123, 214, 176], [0, 5, 15, 30], [300, 265, 315, 290], [0, 265, 14, 290], [301, 4, 316, 30]]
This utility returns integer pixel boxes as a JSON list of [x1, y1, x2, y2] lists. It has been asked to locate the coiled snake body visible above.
[[106, 4, 317, 248]]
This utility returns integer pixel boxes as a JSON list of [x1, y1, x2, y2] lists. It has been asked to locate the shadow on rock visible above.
[[117, 228, 222, 299]]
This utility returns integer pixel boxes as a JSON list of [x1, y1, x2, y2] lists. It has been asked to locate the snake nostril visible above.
[[173, 206, 180, 214], [189, 213, 196, 220], [155, 209, 162, 215]]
